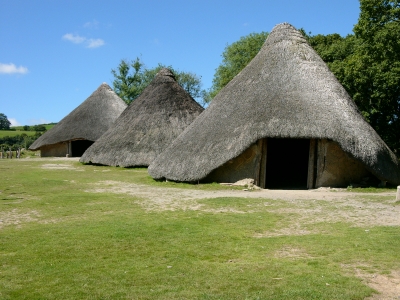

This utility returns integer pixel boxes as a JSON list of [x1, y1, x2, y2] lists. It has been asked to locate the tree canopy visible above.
[[33, 125, 46, 132], [306, 0, 400, 154], [207, 32, 269, 100], [112, 58, 206, 105], [0, 113, 11, 130], [111, 58, 145, 105], [348, 0, 400, 153]]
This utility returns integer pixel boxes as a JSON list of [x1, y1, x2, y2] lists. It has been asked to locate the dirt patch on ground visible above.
[[86, 180, 400, 227], [274, 246, 314, 259], [25, 157, 81, 162], [254, 223, 317, 237], [362, 270, 400, 300], [41, 163, 84, 171], [341, 264, 400, 299], [0, 209, 41, 229]]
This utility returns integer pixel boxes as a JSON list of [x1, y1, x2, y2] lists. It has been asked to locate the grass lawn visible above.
[[0, 130, 37, 138], [11, 124, 55, 131], [0, 159, 399, 299], [0, 124, 56, 138]]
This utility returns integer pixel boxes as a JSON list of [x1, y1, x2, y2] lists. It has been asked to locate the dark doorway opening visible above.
[[265, 138, 310, 189], [71, 140, 94, 157]]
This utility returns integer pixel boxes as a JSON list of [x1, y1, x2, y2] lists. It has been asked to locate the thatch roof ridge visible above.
[[79, 68, 204, 167], [148, 23, 400, 185], [29, 83, 127, 150]]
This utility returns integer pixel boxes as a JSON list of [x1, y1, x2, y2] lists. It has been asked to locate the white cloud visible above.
[[83, 20, 99, 29], [8, 118, 21, 126], [86, 38, 105, 48], [62, 33, 86, 44], [63, 33, 105, 48], [0, 63, 28, 74]]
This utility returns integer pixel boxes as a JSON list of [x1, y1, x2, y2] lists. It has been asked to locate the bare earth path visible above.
[[87, 180, 399, 227]]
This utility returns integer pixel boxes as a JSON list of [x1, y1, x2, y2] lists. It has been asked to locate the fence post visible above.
[[396, 186, 400, 201]]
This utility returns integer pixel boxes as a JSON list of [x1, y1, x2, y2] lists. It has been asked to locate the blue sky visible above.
[[1, 0, 360, 126]]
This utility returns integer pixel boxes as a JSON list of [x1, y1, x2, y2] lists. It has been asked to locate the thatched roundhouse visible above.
[[149, 23, 400, 188], [80, 68, 204, 167], [29, 83, 127, 157]]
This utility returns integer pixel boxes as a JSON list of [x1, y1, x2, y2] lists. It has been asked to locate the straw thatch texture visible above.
[[79, 68, 204, 167], [29, 83, 127, 151], [149, 23, 400, 185]]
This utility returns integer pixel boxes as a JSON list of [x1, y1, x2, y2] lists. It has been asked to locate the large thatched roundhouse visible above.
[[29, 83, 127, 157], [80, 68, 204, 167], [149, 23, 400, 189]]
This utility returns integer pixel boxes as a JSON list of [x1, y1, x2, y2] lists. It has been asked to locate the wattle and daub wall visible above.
[[205, 138, 371, 189]]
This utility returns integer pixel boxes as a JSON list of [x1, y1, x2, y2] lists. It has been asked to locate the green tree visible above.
[[208, 32, 269, 100], [140, 64, 205, 100], [111, 58, 145, 104], [301, 31, 360, 105], [309, 1, 399, 153], [0, 113, 11, 130], [111, 58, 206, 105], [303, 1, 400, 153], [348, 0, 400, 153], [303, 31, 357, 65]]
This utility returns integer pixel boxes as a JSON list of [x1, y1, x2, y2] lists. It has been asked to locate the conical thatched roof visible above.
[[149, 23, 400, 185], [29, 83, 127, 150], [79, 68, 204, 167]]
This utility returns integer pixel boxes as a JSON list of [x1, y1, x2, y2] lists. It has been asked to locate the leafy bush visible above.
[[0, 132, 41, 149], [33, 125, 46, 132]]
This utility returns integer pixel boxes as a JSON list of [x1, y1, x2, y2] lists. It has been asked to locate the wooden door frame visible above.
[[307, 139, 318, 189]]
